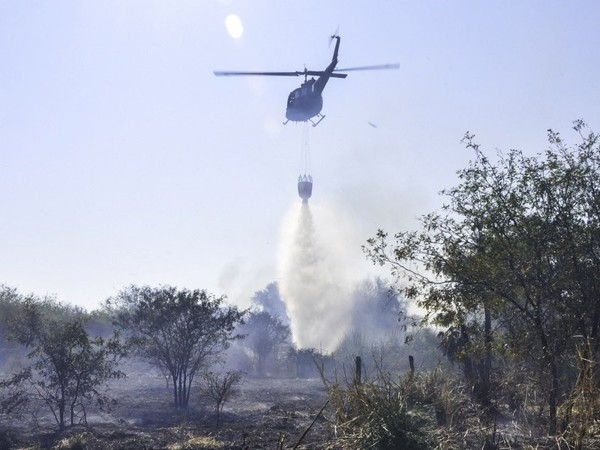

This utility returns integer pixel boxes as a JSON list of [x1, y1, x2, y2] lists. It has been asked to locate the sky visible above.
[[1, 1, 599, 311]]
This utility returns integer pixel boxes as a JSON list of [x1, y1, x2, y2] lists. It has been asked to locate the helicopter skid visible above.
[[282, 113, 325, 127], [310, 114, 325, 127]]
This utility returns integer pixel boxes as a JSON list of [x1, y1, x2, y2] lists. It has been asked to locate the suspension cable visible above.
[[301, 122, 310, 175]]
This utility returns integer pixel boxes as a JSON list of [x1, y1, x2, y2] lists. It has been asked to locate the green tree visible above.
[[0, 285, 21, 333], [348, 277, 405, 339], [4, 298, 124, 430], [109, 285, 244, 409], [365, 121, 600, 434], [0, 285, 27, 370], [251, 282, 288, 323]]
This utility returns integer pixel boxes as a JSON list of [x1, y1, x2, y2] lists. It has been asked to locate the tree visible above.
[[0, 285, 27, 370], [109, 285, 244, 409], [250, 282, 288, 324], [348, 277, 405, 340], [0, 285, 21, 334], [201, 370, 243, 427], [240, 311, 290, 377], [4, 298, 124, 430], [365, 121, 600, 434]]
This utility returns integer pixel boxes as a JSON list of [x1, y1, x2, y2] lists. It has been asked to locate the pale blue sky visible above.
[[1, 1, 599, 310]]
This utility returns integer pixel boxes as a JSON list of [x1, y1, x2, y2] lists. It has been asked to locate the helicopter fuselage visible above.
[[285, 36, 341, 124], [214, 35, 398, 126], [285, 79, 323, 122]]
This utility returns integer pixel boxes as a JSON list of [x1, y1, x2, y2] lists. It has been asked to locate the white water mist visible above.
[[278, 202, 357, 353]]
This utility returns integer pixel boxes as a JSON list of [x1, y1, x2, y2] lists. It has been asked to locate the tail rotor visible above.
[[328, 26, 340, 46]]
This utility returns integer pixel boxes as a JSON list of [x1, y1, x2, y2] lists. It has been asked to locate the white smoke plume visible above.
[[278, 202, 358, 353]]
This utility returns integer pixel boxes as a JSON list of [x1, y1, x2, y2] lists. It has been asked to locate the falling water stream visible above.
[[278, 203, 354, 353]]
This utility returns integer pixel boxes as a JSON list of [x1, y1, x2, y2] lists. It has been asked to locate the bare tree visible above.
[[201, 370, 243, 427]]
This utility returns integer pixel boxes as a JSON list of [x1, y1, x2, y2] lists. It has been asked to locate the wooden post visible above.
[[409, 355, 415, 377], [354, 356, 362, 385]]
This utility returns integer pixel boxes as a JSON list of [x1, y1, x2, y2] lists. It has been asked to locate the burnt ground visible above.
[[0, 373, 333, 449]]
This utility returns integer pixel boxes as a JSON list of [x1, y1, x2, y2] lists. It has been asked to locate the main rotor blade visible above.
[[335, 63, 400, 72], [214, 70, 347, 78], [214, 70, 301, 77], [304, 71, 347, 78]]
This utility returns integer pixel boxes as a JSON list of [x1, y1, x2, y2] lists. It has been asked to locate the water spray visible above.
[[279, 204, 353, 352], [278, 125, 359, 352]]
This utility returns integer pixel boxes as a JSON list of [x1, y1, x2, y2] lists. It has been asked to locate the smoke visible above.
[[278, 202, 358, 353]]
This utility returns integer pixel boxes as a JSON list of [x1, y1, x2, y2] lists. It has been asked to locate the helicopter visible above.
[[214, 36, 399, 127]]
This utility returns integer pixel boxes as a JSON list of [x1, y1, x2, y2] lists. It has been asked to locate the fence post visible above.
[[354, 356, 362, 385]]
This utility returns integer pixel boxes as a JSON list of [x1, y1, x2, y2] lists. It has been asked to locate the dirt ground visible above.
[[1, 373, 333, 449]]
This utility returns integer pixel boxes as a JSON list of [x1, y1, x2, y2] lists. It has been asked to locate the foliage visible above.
[[0, 285, 22, 330], [365, 120, 600, 435], [108, 285, 245, 409], [348, 277, 407, 338], [201, 370, 244, 427], [3, 297, 125, 431], [167, 435, 226, 450], [85, 308, 117, 339], [324, 364, 435, 449], [0, 286, 35, 369], [0, 368, 30, 417], [52, 431, 104, 449], [292, 347, 334, 378], [556, 337, 600, 450], [323, 352, 523, 450], [250, 282, 288, 324]]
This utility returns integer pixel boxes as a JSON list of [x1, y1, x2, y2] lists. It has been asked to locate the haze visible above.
[[1, 1, 598, 311]]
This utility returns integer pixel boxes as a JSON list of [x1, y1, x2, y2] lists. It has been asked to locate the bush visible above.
[[324, 367, 434, 449], [167, 436, 226, 450]]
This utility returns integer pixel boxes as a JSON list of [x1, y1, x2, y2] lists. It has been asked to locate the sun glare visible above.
[[225, 14, 244, 39]]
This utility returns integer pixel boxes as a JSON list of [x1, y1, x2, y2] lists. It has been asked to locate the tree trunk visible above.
[[548, 359, 559, 435], [59, 401, 65, 430], [480, 303, 493, 408], [185, 374, 193, 408], [536, 315, 558, 435], [182, 371, 188, 408], [257, 351, 267, 377], [171, 374, 179, 407]]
